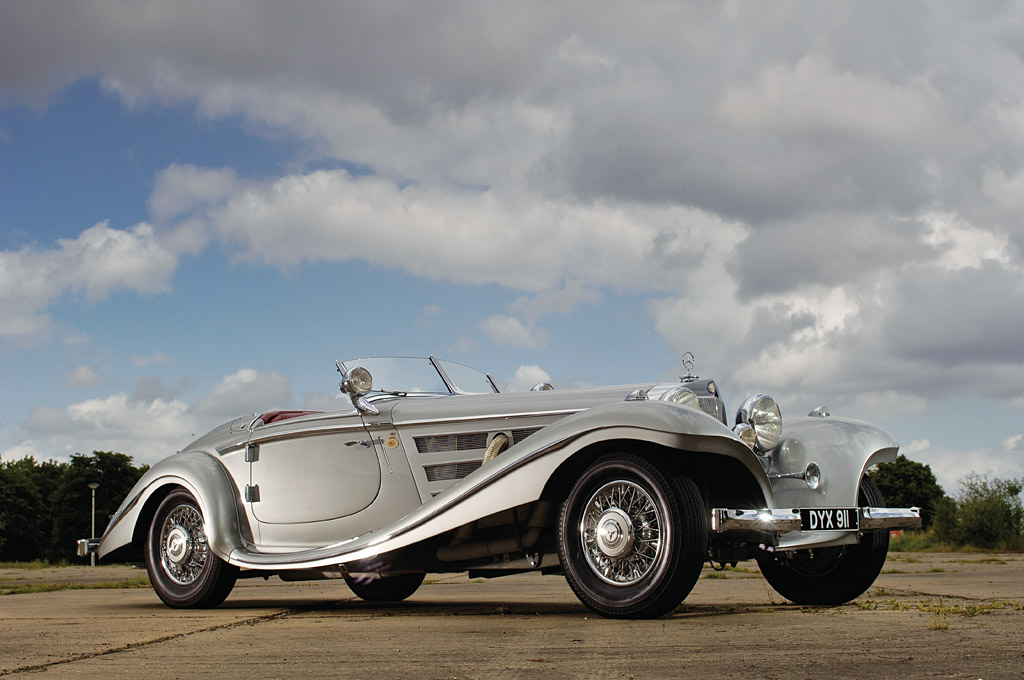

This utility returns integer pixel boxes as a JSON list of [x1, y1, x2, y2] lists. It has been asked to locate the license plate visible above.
[[800, 508, 859, 532]]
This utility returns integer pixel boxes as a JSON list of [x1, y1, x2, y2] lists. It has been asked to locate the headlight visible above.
[[734, 394, 782, 452], [342, 366, 373, 395], [660, 386, 700, 409]]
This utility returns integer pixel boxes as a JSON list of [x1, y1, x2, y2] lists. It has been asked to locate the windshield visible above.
[[338, 357, 498, 395]]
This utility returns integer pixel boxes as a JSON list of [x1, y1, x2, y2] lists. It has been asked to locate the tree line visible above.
[[0, 450, 1021, 563], [0, 451, 148, 562], [871, 455, 1024, 551]]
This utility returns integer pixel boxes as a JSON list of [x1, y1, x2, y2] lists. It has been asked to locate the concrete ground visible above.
[[1, 553, 1022, 679]]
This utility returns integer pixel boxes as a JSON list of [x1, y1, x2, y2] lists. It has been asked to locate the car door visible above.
[[247, 413, 382, 525]]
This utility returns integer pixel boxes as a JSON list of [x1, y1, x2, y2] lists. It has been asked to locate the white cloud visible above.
[[198, 169, 698, 293], [66, 365, 102, 388], [5, 368, 295, 465], [503, 365, 553, 393], [18, 393, 195, 463], [982, 167, 1024, 214], [904, 437, 1024, 495], [191, 368, 294, 422], [509, 280, 602, 322], [2, 1, 1024, 482], [922, 212, 1013, 271], [148, 164, 242, 224], [480, 315, 549, 349], [132, 351, 170, 367], [0, 222, 179, 341], [719, 54, 943, 142]]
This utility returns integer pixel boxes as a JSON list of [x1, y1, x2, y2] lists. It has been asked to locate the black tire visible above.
[[557, 452, 707, 619], [346, 573, 425, 602], [144, 489, 239, 608], [756, 477, 890, 605]]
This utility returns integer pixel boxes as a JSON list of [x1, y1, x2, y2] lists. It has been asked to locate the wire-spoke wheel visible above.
[[145, 489, 238, 608], [558, 452, 707, 619], [580, 480, 662, 586], [756, 477, 890, 605]]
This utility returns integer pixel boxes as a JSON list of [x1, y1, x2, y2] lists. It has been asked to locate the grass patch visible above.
[[927, 614, 950, 631], [0, 577, 150, 596], [950, 558, 1007, 565], [853, 598, 1018, 618], [0, 560, 69, 570], [889, 531, 1023, 553], [704, 571, 729, 579]]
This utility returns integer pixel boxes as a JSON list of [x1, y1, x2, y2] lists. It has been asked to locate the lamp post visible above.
[[87, 483, 99, 567]]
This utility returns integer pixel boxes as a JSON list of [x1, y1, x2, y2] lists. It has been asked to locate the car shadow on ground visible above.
[[128, 596, 808, 620]]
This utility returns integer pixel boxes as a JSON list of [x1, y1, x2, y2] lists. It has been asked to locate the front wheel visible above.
[[756, 477, 890, 605], [346, 573, 425, 602], [144, 489, 238, 608], [557, 452, 707, 619]]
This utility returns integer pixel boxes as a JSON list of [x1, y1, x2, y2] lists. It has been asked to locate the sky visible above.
[[1, 1, 1023, 495]]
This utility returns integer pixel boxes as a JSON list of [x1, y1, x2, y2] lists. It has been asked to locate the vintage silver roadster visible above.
[[80, 356, 921, 618]]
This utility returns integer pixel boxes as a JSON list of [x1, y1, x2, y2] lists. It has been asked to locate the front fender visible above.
[[98, 450, 252, 561], [768, 415, 899, 511]]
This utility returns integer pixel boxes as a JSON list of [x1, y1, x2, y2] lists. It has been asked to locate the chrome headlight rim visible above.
[[341, 366, 374, 395], [734, 393, 782, 453], [660, 385, 700, 410]]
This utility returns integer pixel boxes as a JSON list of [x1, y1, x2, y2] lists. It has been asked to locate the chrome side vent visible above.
[[511, 427, 542, 444], [415, 432, 489, 453], [424, 460, 483, 482]]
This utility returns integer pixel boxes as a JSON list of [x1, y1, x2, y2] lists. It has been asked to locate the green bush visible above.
[[897, 475, 1023, 552], [872, 455, 948, 528]]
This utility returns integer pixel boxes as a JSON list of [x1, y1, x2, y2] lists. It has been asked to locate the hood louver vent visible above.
[[424, 460, 483, 482], [511, 427, 541, 444], [415, 432, 489, 453]]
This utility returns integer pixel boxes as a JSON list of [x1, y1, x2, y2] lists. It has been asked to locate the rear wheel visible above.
[[346, 573, 425, 602], [557, 452, 707, 619], [756, 477, 890, 605], [144, 489, 238, 608]]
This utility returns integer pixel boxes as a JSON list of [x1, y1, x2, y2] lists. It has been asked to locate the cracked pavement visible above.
[[2, 555, 1022, 678]]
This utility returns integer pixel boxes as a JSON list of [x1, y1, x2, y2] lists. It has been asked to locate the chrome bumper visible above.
[[860, 506, 922, 530], [76, 538, 100, 557], [711, 506, 921, 533]]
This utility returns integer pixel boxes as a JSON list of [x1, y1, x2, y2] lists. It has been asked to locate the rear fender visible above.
[[98, 451, 252, 561]]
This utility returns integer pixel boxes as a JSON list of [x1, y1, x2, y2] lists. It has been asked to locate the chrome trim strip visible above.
[[861, 506, 922, 530], [247, 422, 371, 446], [396, 408, 582, 428]]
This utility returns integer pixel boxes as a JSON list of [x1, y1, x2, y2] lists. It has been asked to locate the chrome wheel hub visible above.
[[165, 526, 191, 564], [595, 508, 634, 558], [580, 480, 662, 586], [159, 504, 208, 586]]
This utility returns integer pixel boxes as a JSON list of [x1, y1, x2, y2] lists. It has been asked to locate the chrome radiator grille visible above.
[[699, 396, 727, 425]]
